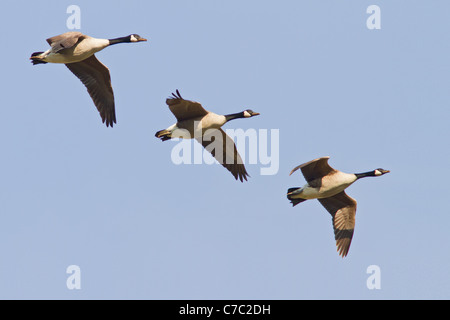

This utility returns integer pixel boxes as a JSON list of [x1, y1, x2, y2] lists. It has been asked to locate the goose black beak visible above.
[[138, 38, 148, 42], [251, 112, 260, 116]]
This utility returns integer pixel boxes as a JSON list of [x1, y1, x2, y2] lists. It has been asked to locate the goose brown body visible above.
[[30, 32, 147, 127], [287, 156, 389, 257], [155, 90, 260, 182]]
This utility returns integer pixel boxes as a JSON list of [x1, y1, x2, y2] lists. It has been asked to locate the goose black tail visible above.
[[30, 52, 47, 65], [155, 129, 171, 141], [287, 187, 307, 207]]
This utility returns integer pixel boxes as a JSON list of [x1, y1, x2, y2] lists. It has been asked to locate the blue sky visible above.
[[1, 0, 449, 299]]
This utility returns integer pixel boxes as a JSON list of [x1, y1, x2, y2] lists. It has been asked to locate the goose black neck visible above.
[[355, 171, 376, 179], [108, 36, 131, 45], [225, 112, 245, 122]]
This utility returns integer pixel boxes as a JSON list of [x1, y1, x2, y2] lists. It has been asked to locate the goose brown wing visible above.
[[47, 32, 85, 53], [65, 54, 116, 127], [289, 156, 336, 182], [318, 191, 357, 257], [166, 90, 208, 122], [197, 128, 249, 182]]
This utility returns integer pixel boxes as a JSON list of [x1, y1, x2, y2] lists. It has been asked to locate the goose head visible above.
[[374, 168, 390, 176], [243, 109, 260, 118], [129, 34, 148, 42]]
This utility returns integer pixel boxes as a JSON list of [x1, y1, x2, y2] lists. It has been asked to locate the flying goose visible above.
[[155, 90, 260, 182], [30, 32, 147, 127], [287, 156, 389, 257]]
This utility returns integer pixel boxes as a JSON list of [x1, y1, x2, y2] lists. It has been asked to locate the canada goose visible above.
[[287, 156, 389, 257], [155, 90, 260, 182], [30, 32, 147, 127]]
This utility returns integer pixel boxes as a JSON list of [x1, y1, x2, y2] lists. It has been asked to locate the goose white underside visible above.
[[165, 115, 227, 139], [160, 125, 201, 140], [40, 50, 86, 64], [164, 124, 194, 139], [289, 172, 358, 200], [289, 184, 349, 200], [40, 38, 110, 64]]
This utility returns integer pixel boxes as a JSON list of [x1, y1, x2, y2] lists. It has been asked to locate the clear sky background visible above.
[[0, 0, 449, 299]]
